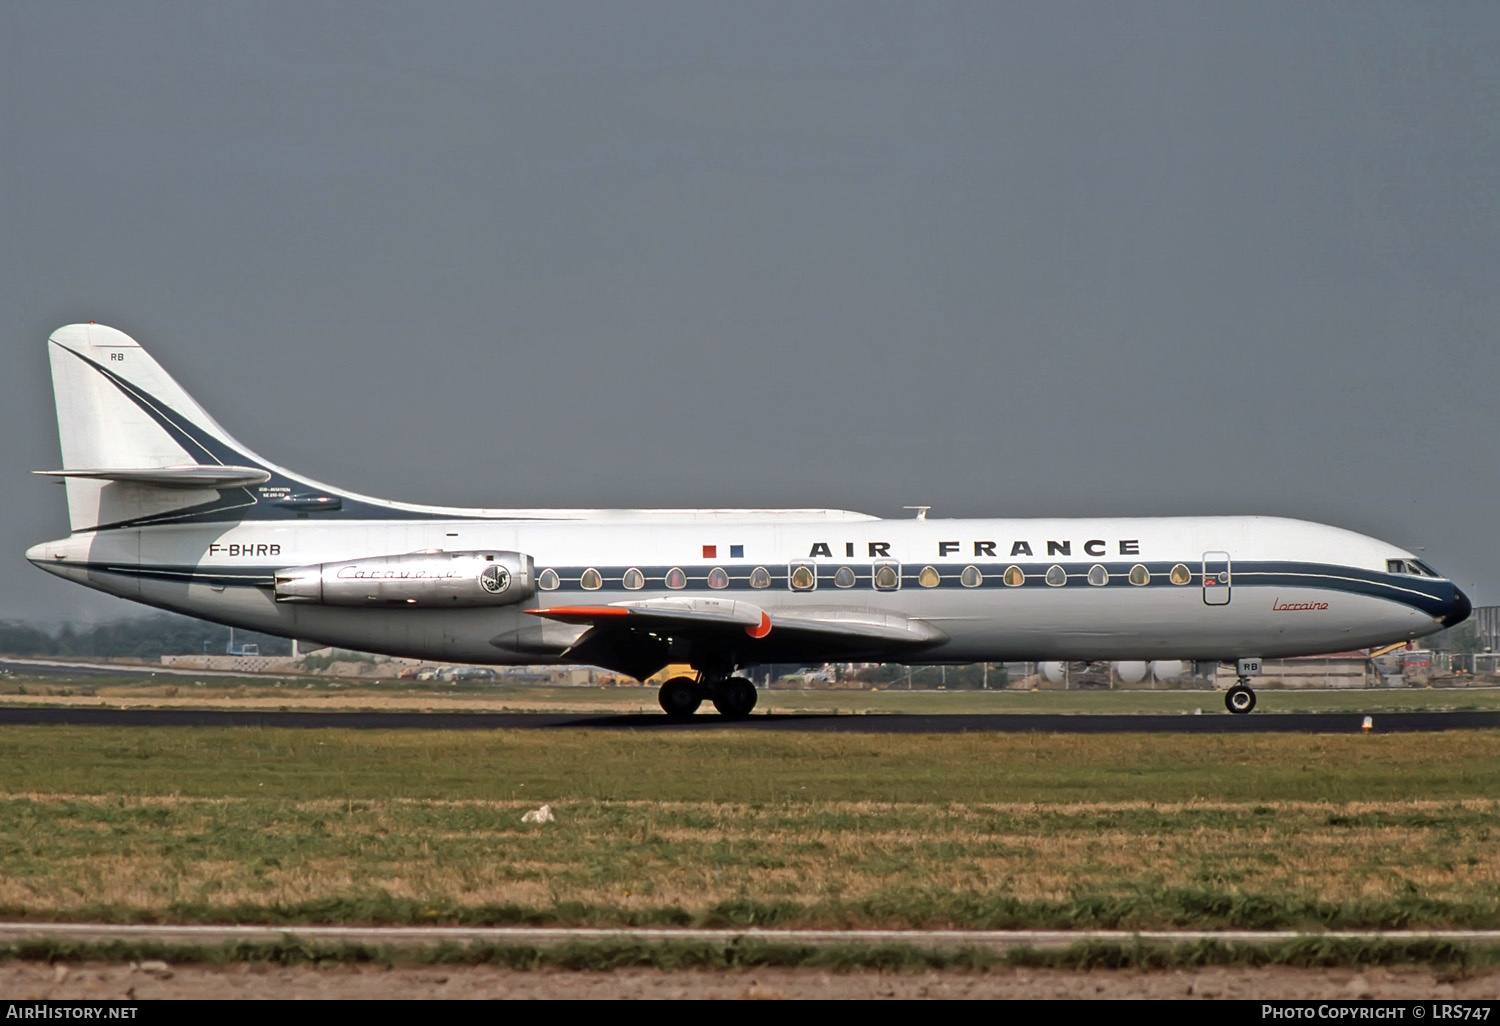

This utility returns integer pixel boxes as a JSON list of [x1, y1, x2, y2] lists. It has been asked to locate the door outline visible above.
[[1202, 551, 1231, 606]]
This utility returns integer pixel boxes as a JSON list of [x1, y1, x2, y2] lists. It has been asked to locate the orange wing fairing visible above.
[[527, 606, 631, 621]]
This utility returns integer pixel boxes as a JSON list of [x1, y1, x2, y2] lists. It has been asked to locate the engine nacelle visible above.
[[274, 550, 535, 607]]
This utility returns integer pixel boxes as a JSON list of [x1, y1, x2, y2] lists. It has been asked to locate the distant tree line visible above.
[[0, 614, 292, 659]]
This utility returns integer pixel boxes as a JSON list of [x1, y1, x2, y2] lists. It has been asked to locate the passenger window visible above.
[[707, 567, 729, 589], [1170, 563, 1192, 585], [789, 563, 816, 591], [750, 567, 772, 589], [1045, 565, 1067, 587], [873, 562, 901, 591], [580, 568, 602, 591], [1003, 565, 1025, 587], [665, 567, 687, 590], [960, 565, 983, 588], [1087, 564, 1108, 586], [918, 566, 941, 588], [622, 567, 644, 590], [538, 568, 559, 591], [1129, 564, 1150, 586], [834, 567, 856, 588]]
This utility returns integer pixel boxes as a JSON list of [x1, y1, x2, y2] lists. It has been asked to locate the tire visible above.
[[659, 676, 701, 719], [711, 676, 758, 719], [1225, 684, 1256, 715]]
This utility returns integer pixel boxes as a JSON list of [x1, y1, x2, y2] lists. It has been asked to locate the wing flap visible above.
[[769, 606, 948, 644], [529, 596, 769, 635], [529, 599, 944, 645]]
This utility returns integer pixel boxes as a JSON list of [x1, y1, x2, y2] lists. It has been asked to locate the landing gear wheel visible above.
[[1225, 684, 1256, 715], [711, 676, 758, 719], [659, 676, 702, 719]]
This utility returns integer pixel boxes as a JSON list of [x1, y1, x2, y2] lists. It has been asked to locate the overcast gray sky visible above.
[[3, 1, 1498, 623]]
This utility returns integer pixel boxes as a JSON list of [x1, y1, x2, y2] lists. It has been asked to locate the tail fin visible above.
[[43, 323, 283, 532]]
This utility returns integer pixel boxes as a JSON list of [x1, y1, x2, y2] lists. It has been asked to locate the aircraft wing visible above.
[[764, 606, 949, 644], [527, 598, 947, 645], [528, 597, 773, 638]]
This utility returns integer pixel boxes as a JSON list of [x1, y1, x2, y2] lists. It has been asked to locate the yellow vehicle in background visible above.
[[645, 664, 696, 688]]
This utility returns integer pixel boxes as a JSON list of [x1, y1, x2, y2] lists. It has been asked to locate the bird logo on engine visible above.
[[480, 565, 510, 594]]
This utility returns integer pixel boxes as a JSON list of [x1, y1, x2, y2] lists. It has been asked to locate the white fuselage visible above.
[[29, 511, 1462, 668]]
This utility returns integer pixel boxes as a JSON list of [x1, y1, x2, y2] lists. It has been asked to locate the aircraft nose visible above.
[[1441, 584, 1472, 627]]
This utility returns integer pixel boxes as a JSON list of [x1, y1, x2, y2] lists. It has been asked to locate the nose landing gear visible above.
[[1223, 657, 1261, 715], [1225, 682, 1257, 714]]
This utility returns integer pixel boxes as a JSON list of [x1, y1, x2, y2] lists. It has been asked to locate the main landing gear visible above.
[[657, 674, 758, 721]]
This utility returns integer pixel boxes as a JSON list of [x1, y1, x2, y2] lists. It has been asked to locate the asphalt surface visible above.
[[4, 921, 1499, 950], [0, 705, 1497, 732]]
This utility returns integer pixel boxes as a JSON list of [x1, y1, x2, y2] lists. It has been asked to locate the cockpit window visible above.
[[1389, 558, 1441, 578]]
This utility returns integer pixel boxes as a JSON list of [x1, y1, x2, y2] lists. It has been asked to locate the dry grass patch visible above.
[[1, 794, 1497, 926]]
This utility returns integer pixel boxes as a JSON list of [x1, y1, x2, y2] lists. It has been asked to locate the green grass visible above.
[[1, 937, 1492, 972], [0, 726, 1494, 804], [1, 727, 1499, 802], [0, 727, 1497, 932]]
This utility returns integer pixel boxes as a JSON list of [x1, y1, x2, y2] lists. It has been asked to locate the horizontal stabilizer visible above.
[[34, 465, 272, 488]]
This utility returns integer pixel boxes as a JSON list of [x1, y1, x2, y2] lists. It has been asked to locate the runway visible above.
[[0, 705, 1497, 732]]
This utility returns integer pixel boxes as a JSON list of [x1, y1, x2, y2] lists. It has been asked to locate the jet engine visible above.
[[273, 550, 535, 607]]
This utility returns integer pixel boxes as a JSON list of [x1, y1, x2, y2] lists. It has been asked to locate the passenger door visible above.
[[1202, 551, 1231, 606]]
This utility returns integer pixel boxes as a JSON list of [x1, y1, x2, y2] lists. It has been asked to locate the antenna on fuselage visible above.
[[902, 506, 931, 520]]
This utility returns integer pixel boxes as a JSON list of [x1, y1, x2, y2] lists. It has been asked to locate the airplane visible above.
[[26, 323, 1472, 718]]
